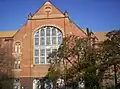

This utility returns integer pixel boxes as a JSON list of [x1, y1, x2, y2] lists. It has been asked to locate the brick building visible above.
[[0, 1, 106, 89]]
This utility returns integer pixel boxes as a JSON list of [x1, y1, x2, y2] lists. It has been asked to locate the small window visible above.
[[13, 79, 20, 89], [15, 42, 21, 53], [14, 60, 20, 69]]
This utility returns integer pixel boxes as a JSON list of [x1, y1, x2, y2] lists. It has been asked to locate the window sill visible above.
[[32, 64, 50, 66], [12, 69, 22, 72]]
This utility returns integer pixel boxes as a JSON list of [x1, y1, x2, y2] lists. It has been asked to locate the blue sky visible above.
[[0, 0, 120, 32]]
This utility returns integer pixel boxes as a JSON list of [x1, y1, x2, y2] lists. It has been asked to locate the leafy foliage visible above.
[[0, 39, 15, 89], [47, 29, 120, 89]]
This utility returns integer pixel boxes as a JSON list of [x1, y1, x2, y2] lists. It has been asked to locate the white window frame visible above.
[[34, 26, 62, 64]]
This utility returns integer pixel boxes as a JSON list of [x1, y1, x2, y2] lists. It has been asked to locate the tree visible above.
[[0, 39, 15, 89], [48, 29, 120, 89]]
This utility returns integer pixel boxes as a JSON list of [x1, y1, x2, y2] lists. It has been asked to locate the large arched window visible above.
[[34, 26, 62, 64]]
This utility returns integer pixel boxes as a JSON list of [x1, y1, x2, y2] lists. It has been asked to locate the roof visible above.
[[30, 0, 65, 19], [82, 29, 107, 41], [94, 32, 107, 41], [0, 30, 18, 38]]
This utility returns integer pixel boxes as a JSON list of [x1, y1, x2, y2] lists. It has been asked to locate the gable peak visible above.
[[31, 0, 65, 19]]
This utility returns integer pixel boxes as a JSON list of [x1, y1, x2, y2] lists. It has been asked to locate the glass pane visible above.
[[35, 49, 39, 56], [40, 49, 45, 56], [46, 58, 50, 63], [35, 38, 39, 46], [35, 57, 39, 64], [35, 31, 39, 37], [40, 57, 45, 64], [17, 55, 21, 60], [40, 37, 45, 45], [52, 27, 56, 36], [52, 49, 57, 52], [46, 37, 51, 45], [46, 28, 50, 36], [18, 60, 20, 69], [58, 36, 62, 45], [46, 49, 51, 56], [52, 37, 56, 45], [57, 30, 62, 37], [40, 29, 45, 36]]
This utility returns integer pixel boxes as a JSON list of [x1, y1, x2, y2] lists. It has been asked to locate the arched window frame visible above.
[[34, 26, 63, 64]]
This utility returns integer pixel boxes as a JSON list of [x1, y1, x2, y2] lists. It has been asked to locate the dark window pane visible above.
[[40, 57, 45, 64], [35, 57, 39, 64], [40, 37, 45, 45], [40, 49, 45, 56], [46, 29, 50, 36], [46, 37, 51, 45], [40, 29, 45, 36], [35, 38, 39, 46], [35, 49, 39, 56], [52, 37, 56, 45], [35, 31, 39, 37], [52, 27, 56, 36]]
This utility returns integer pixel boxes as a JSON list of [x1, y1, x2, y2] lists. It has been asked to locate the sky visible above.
[[0, 0, 120, 32]]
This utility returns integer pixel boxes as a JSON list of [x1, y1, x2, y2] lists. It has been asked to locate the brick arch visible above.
[[32, 24, 64, 36]]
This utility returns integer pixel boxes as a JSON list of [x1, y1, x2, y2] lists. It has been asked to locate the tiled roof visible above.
[[0, 30, 18, 38]]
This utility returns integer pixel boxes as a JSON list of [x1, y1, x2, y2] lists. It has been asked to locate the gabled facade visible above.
[[0, 1, 86, 89], [0, 1, 106, 89]]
